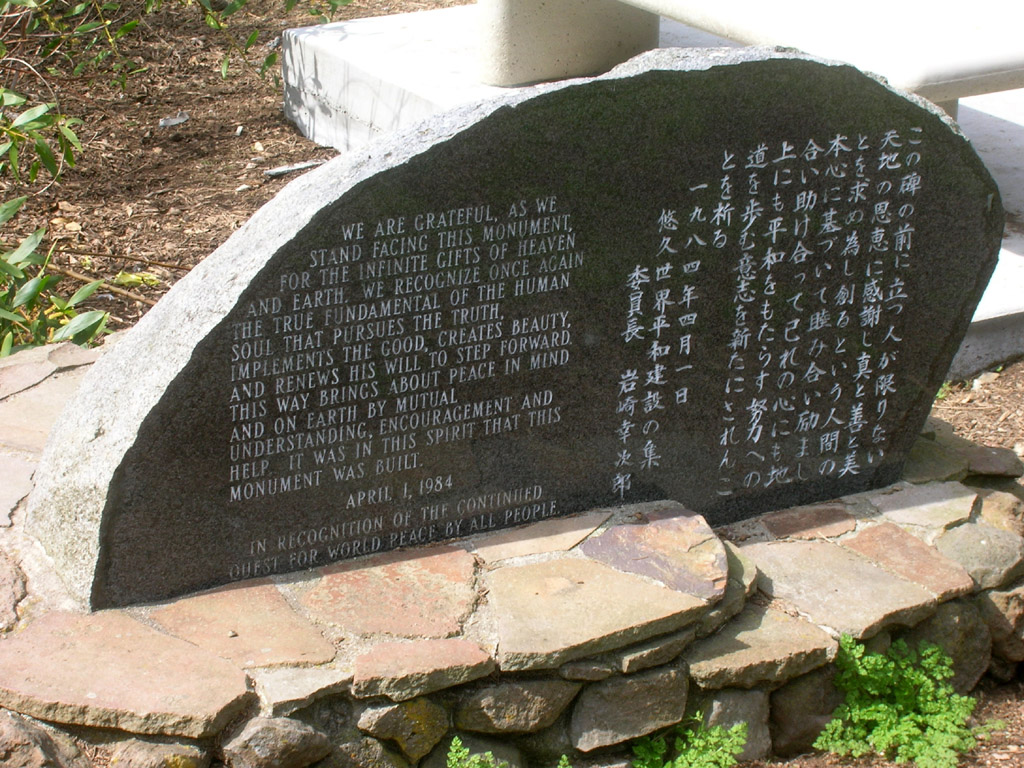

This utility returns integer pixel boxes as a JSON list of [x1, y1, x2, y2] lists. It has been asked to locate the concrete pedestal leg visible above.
[[477, 0, 660, 86]]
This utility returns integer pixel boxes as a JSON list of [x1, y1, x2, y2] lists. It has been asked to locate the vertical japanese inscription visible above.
[[614, 126, 923, 501]]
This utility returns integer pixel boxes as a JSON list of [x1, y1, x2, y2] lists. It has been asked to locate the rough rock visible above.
[[422, 734, 524, 768], [0, 611, 253, 738], [558, 661, 614, 682], [221, 717, 331, 768], [700, 688, 771, 762], [0, 710, 90, 768], [840, 522, 974, 601], [485, 557, 707, 671], [513, 716, 574, 765], [579, 503, 729, 602], [769, 666, 843, 757], [0, 550, 26, 631], [351, 639, 494, 701], [322, 737, 410, 768], [696, 542, 758, 638], [357, 698, 449, 761], [150, 580, 335, 668], [988, 657, 1019, 681], [455, 680, 580, 734], [607, 628, 696, 674], [301, 547, 478, 638], [869, 482, 978, 539], [250, 664, 353, 717], [902, 435, 969, 483], [974, 580, 1024, 661], [898, 600, 991, 693], [107, 738, 211, 768], [759, 503, 856, 540], [569, 663, 689, 752], [743, 539, 937, 638], [684, 605, 835, 689], [977, 490, 1024, 538], [934, 521, 1024, 590]]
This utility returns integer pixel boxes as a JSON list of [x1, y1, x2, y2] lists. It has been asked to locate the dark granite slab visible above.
[[27, 49, 1002, 607]]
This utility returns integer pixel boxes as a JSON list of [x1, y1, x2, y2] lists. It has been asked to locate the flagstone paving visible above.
[[1, 344, 1023, 766]]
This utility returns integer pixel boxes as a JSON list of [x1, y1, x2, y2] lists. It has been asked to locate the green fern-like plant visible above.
[[445, 736, 508, 768], [632, 716, 747, 768], [814, 634, 981, 768]]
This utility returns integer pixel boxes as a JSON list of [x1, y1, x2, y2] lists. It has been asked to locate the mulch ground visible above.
[[3, 1, 1024, 766]]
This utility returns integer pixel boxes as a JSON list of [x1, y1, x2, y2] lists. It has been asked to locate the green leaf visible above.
[[220, 54, 230, 79], [0, 196, 28, 226], [34, 138, 59, 177], [6, 229, 44, 267], [0, 332, 12, 357], [114, 19, 139, 39], [12, 275, 43, 308], [66, 279, 103, 306], [221, 0, 247, 17], [245, 30, 259, 51], [8, 140, 20, 180], [259, 52, 278, 77], [0, 89, 27, 107], [0, 259, 25, 280], [0, 306, 24, 323], [113, 271, 158, 287], [51, 310, 106, 343]]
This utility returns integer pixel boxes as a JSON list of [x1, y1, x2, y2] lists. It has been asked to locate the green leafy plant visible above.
[[0, 196, 107, 355], [445, 736, 508, 768], [445, 737, 571, 768], [814, 634, 983, 768], [631, 716, 747, 768]]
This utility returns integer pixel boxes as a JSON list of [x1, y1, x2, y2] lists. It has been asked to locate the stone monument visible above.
[[26, 49, 1003, 608]]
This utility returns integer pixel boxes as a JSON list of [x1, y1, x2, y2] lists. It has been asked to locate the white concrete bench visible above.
[[479, 0, 1024, 116]]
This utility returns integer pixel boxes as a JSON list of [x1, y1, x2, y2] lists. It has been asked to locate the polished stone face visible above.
[[84, 54, 1000, 607]]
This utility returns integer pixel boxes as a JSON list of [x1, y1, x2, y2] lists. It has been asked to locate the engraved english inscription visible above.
[[224, 197, 581, 578]]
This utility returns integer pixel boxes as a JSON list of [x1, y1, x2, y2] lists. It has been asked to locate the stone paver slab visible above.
[[579, 503, 727, 601], [760, 503, 856, 540], [150, 579, 335, 668], [301, 546, 477, 638], [684, 604, 835, 689], [0, 349, 56, 400], [0, 551, 25, 632], [742, 540, 937, 638], [0, 611, 253, 737], [251, 663, 353, 716], [471, 510, 611, 563], [935, 522, 1024, 590], [869, 481, 978, 535], [351, 639, 494, 701], [0, 453, 34, 526], [485, 557, 708, 671], [0, 369, 89, 455], [841, 522, 974, 600]]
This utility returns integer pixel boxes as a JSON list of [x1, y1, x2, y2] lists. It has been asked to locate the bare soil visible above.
[[3, 2, 1024, 765]]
